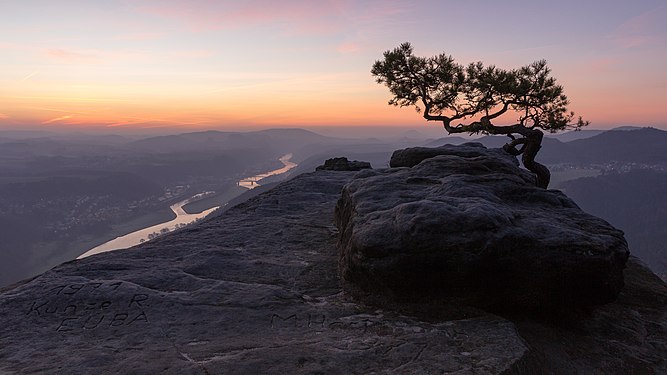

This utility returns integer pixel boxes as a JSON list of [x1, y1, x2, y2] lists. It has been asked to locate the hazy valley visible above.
[[1, 126, 666, 287]]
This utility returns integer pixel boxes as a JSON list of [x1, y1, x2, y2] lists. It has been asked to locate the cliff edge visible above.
[[0, 145, 665, 374]]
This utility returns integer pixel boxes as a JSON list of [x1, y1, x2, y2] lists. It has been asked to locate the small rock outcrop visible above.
[[389, 142, 511, 168], [337, 143, 629, 311], [316, 157, 372, 171]]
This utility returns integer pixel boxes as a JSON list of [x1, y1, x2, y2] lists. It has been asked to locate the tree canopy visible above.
[[372, 42, 589, 188]]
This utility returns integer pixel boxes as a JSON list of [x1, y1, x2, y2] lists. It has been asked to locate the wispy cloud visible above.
[[0, 113, 9, 120], [46, 49, 100, 64], [14, 96, 130, 103], [113, 32, 165, 41], [587, 58, 620, 72], [613, 5, 667, 49], [337, 41, 361, 54], [21, 71, 38, 81], [170, 49, 215, 59], [139, 0, 345, 34], [138, 0, 407, 35], [42, 115, 74, 124], [615, 34, 652, 49], [105, 116, 196, 127], [44, 47, 155, 65]]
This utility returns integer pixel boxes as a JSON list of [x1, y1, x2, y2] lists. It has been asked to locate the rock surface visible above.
[[389, 142, 512, 168], [0, 151, 665, 374], [337, 143, 629, 311], [316, 157, 372, 171], [0, 171, 528, 374]]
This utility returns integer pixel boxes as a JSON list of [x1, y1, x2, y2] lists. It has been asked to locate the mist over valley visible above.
[[1, 126, 666, 287]]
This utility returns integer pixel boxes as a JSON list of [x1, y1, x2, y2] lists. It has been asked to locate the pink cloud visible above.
[[587, 58, 619, 72], [143, 0, 340, 32], [613, 6, 667, 49], [171, 49, 215, 59], [46, 49, 100, 64], [0, 42, 34, 54], [44, 48, 153, 64], [137, 0, 388, 35], [0, 113, 9, 120], [113, 32, 166, 41], [337, 41, 361, 54]]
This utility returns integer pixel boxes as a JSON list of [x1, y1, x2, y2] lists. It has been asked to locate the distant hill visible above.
[[125, 128, 336, 155], [456, 127, 667, 166], [125, 130, 236, 153], [253, 127, 334, 140], [562, 127, 667, 164], [418, 127, 667, 166], [545, 129, 605, 142], [0, 131, 132, 144], [564, 170, 667, 280], [420, 136, 471, 147], [610, 126, 644, 131]]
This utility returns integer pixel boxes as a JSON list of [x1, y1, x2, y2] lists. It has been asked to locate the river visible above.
[[238, 154, 297, 189], [77, 154, 297, 259]]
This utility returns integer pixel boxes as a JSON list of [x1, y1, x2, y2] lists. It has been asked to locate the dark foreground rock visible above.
[[337, 143, 629, 311], [0, 154, 664, 374], [0, 171, 527, 374], [316, 157, 372, 171], [514, 257, 667, 374]]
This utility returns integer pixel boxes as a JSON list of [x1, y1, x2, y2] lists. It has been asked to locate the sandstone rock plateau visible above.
[[0, 144, 665, 374], [337, 143, 629, 311]]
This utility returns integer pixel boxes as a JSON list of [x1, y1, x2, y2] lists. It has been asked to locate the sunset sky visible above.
[[1, 0, 666, 131]]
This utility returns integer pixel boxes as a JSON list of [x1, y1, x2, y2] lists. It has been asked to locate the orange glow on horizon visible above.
[[1, 1, 665, 131], [2, 92, 662, 130], [1, 63, 662, 130]]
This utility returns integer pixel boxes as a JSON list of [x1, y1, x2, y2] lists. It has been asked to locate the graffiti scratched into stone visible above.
[[25, 281, 151, 332], [270, 313, 382, 333], [47, 281, 122, 297], [56, 310, 149, 332]]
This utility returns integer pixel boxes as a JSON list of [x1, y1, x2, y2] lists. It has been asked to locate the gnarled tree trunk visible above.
[[503, 129, 550, 189], [437, 116, 551, 189]]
